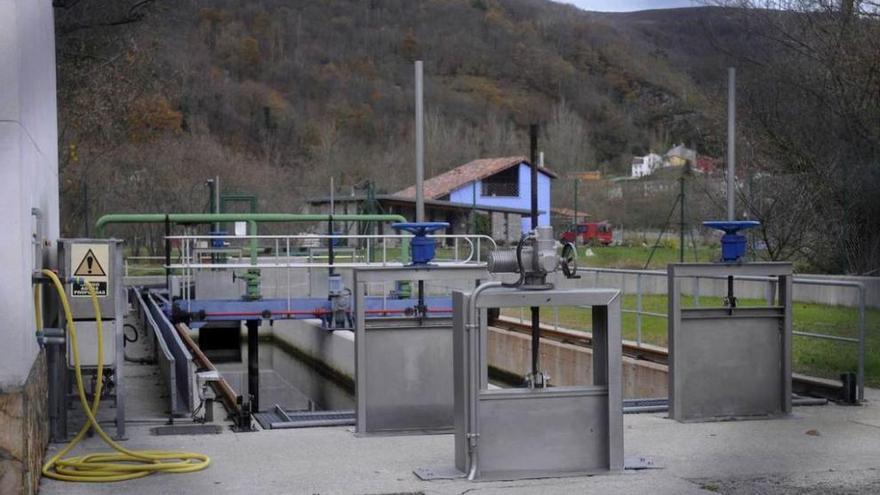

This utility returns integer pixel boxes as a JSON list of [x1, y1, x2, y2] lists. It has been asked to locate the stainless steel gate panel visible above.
[[453, 287, 624, 480], [668, 262, 792, 422], [354, 265, 488, 435], [363, 318, 454, 432], [476, 388, 610, 480]]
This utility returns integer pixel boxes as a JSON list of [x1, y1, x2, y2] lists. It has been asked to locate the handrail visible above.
[[576, 265, 867, 401]]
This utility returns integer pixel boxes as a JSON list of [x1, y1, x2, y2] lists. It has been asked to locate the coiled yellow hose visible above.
[[38, 269, 210, 482]]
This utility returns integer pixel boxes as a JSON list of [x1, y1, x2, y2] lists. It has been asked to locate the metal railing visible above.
[[131, 287, 183, 415], [165, 233, 496, 269], [575, 266, 867, 401], [136, 288, 194, 414], [160, 233, 494, 308]]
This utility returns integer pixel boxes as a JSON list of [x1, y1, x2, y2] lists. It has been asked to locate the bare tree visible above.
[[704, 0, 880, 273]]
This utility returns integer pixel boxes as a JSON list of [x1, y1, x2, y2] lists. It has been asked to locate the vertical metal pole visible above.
[[214, 175, 221, 232], [470, 182, 476, 235], [529, 124, 538, 230], [679, 175, 685, 262], [415, 60, 425, 223], [164, 214, 171, 293], [329, 178, 335, 277], [573, 178, 579, 231], [636, 273, 643, 346], [528, 124, 540, 379], [83, 175, 90, 237], [859, 286, 865, 401], [247, 319, 260, 412], [727, 67, 736, 221], [725, 71, 736, 307]]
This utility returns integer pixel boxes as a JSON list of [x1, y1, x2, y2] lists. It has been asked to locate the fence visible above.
[[572, 267, 867, 401], [160, 233, 495, 309]]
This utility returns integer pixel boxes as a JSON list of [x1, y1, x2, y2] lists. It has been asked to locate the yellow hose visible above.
[[37, 269, 210, 482]]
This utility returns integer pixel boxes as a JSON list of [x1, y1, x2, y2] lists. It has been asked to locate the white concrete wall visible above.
[[0, 0, 59, 388]]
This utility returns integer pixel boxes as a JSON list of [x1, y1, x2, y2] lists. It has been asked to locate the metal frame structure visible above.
[[453, 287, 624, 481], [668, 262, 793, 422], [353, 265, 488, 435], [57, 239, 126, 438], [576, 265, 866, 401], [165, 232, 495, 306]]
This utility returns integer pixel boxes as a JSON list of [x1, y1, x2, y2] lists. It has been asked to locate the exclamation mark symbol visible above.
[[87, 255, 94, 274]]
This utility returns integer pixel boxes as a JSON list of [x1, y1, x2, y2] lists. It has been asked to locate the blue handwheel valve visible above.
[[391, 222, 450, 265], [702, 220, 760, 263]]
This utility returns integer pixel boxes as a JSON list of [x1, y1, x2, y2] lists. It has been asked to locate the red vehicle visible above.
[[560, 222, 613, 246]]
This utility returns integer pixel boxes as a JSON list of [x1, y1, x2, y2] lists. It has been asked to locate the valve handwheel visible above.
[[561, 242, 580, 279], [391, 222, 450, 265]]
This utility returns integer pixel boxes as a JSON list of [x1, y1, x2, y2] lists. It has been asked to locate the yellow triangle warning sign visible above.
[[74, 249, 107, 277]]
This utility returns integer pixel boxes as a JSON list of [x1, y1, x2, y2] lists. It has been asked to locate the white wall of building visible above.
[[631, 152, 664, 178], [0, 0, 59, 388]]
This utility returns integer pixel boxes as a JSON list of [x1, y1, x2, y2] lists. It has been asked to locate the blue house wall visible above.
[[447, 162, 551, 234]]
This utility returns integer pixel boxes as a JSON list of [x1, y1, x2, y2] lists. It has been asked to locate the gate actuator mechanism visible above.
[[485, 225, 580, 388], [487, 226, 580, 290]]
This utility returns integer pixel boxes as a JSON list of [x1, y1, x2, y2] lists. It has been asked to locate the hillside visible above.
[[54, 0, 742, 236]]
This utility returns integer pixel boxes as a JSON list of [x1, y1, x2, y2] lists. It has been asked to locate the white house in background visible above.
[[631, 152, 664, 178]]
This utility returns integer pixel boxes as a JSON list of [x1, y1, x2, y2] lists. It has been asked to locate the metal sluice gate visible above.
[[353, 264, 489, 435]]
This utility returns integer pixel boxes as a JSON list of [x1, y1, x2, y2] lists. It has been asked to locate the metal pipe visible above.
[[174, 323, 241, 415], [465, 281, 503, 480], [96, 213, 409, 236], [529, 124, 538, 230], [727, 67, 736, 221], [415, 60, 425, 223]]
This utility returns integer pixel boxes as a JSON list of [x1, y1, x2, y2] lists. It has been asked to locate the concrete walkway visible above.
[[39, 387, 880, 495]]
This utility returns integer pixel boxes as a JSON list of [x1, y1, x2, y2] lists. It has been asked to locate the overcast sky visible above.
[[556, 0, 698, 12]]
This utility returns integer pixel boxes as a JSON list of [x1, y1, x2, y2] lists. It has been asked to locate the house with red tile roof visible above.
[[394, 156, 556, 234]]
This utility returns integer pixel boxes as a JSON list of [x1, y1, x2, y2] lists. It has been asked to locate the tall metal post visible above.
[[214, 175, 220, 232], [247, 319, 260, 412], [573, 178, 579, 230], [329, 177, 335, 276], [164, 214, 171, 293], [529, 124, 540, 378], [727, 67, 736, 221], [726, 68, 737, 305], [83, 177, 90, 237], [680, 175, 685, 262], [529, 125, 538, 230], [415, 60, 425, 223], [470, 182, 476, 234]]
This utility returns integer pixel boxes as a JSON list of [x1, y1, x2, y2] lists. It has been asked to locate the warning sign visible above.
[[70, 243, 110, 297], [74, 249, 107, 277]]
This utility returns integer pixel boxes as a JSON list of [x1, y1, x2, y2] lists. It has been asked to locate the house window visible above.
[[481, 166, 519, 197]]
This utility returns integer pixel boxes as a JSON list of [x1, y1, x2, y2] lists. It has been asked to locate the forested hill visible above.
[[55, 0, 738, 233]]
